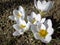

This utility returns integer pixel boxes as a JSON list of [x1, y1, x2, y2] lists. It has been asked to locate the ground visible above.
[[0, 0, 60, 45]]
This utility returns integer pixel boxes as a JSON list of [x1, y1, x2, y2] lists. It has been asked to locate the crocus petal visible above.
[[44, 20, 48, 29], [37, 0, 47, 11], [18, 29, 24, 34], [9, 16, 14, 20], [13, 24, 20, 31], [31, 25, 39, 33], [31, 12, 36, 18], [19, 6, 25, 15], [34, 0, 37, 9], [18, 19, 26, 26], [25, 21, 31, 30], [42, 0, 46, 4], [47, 19, 52, 27], [37, 0, 42, 10], [40, 24, 46, 30], [13, 9, 18, 16], [47, 27, 54, 36], [19, 6, 25, 19], [34, 33, 41, 40], [36, 14, 41, 22], [13, 31, 20, 36], [41, 35, 52, 43], [13, 24, 24, 35], [46, 1, 54, 11], [37, 22, 41, 29], [41, 18, 46, 24], [27, 16, 32, 23], [13, 9, 22, 20]]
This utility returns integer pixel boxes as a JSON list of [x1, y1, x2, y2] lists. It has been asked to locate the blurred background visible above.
[[0, 0, 60, 45]]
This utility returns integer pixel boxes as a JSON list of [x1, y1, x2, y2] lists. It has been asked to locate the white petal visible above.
[[46, 2, 51, 11], [37, 0, 47, 11], [37, 0, 41, 10], [13, 31, 20, 36], [25, 21, 31, 30], [9, 16, 14, 20], [31, 12, 36, 18], [40, 24, 46, 30], [31, 25, 38, 33], [46, 1, 54, 11], [36, 14, 41, 22], [34, 0, 37, 9], [41, 18, 46, 23], [13, 24, 20, 31], [34, 33, 41, 40], [13, 9, 18, 16], [41, 36, 52, 43], [47, 19, 52, 27], [42, 0, 46, 4], [18, 19, 26, 26], [27, 16, 37, 24], [27, 16, 32, 23], [41, 1, 53, 11], [19, 6, 25, 15], [19, 6, 25, 19], [13, 9, 23, 20], [27, 21, 31, 27], [37, 22, 41, 29], [18, 29, 24, 34], [47, 27, 54, 36], [44, 20, 48, 29]]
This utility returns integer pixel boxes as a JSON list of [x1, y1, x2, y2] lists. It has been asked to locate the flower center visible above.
[[32, 18, 36, 24], [19, 24, 26, 29], [17, 12, 22, 18], [38, 29, 48, 38]]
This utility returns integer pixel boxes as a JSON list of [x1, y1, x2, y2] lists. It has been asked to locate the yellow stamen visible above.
[[38, 29, 48, 38], [19, 24, 26, 29], [17, 12, 22, 18]]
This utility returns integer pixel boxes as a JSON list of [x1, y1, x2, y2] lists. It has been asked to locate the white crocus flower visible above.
[[31, 19, 54, 43], [27, 12, 46, 25], [27, 12, 40, 24], [34, 0, 54, 11], [9, 6, 25, 22], [13, 19, 30, 36]]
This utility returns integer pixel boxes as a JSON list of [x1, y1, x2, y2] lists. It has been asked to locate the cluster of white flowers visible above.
[[9, 0, 54, 43], [9, 6, 30, 36]]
